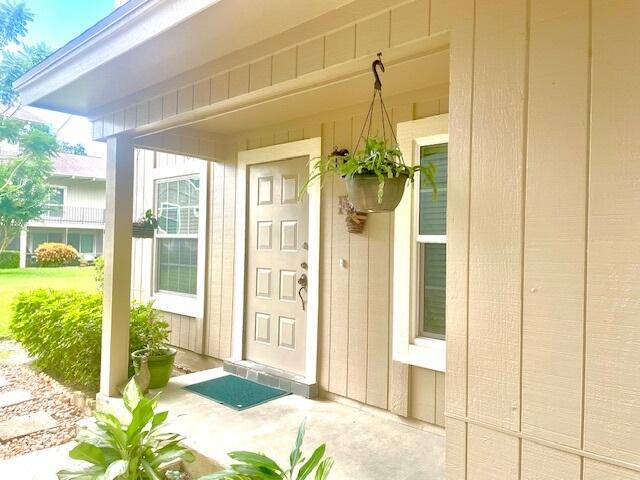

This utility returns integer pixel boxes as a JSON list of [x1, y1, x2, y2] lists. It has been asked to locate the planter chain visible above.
[[353, 52, 400, 160]]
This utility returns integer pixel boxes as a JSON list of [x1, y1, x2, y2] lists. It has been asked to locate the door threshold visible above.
[[223, 360, 317, 399]]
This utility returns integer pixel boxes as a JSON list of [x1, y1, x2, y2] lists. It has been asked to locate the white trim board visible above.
[[394, 114, 449, 372], [233, 138, 322, 384]]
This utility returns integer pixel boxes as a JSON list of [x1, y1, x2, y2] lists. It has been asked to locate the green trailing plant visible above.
[[57, 378, 194, 479], [10, 289, 168, 391], [300, 136, 437, 203], [141, 209, 158, 229], [200, 420, 333, 480]]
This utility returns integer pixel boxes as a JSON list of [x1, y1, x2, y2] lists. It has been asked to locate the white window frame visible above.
[[46, 185, 67, 218], [393, 114, 448, 372], [150, 162, 208, 319]]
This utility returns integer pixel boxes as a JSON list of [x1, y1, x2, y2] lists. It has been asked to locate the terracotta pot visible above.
[[346, 174, 407, 212], [345, 212, 368, 233]]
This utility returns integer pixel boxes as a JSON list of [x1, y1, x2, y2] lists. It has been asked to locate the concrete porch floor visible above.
[[140, 368, 445, 479]]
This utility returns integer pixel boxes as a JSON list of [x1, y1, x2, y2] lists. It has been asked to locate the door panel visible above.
[[245, 156, 309, 375]]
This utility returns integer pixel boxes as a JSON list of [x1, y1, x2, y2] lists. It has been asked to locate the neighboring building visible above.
[[19, 153, 106, 267], [15, 1, 640, 479], [0, 106, 106, 267]]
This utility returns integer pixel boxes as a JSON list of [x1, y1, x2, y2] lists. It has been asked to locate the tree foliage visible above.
[[0, 2, 57, 254]]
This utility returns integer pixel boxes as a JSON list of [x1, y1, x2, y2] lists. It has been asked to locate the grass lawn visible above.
[[0, 266, 97, 338]]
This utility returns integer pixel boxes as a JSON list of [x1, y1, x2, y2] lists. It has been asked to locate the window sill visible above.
[[152, 291, 202, 318], [407, 337, 446, 372]]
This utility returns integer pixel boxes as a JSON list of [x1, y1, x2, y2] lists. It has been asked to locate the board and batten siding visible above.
[[446, 0, 640, 478]]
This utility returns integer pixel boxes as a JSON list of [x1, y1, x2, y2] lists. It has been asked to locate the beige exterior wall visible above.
[[49, 177, 106, 209], [446, 0, 640, 478]]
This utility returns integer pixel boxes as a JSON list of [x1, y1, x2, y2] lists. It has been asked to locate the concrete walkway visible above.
[[137, 368, 445, 479], [0, 442, 77, 479]]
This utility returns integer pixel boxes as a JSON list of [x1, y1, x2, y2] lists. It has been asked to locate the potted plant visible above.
[[132, 209, 158, 238], [131, 316, 176, 390], [338, 196, 368, 233], [301, 136, 437, 212]]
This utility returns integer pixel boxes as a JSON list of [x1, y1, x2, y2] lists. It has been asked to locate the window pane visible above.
[[419, 144, 448, 236], [422, 243, 446, 338], [156, 238, 198, 295], [48, 187, 64, 205], [157, 178, 199, 235], [68, 233, 80, 252], [80, 234, 94, 253]]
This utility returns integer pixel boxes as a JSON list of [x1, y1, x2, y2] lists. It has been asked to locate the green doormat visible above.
[[184, 375, 289, 410]]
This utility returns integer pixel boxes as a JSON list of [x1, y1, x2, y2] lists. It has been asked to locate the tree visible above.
[[60, 141, 86, 156], [0, 116, 58, 254], [0, 2, 58, 255]]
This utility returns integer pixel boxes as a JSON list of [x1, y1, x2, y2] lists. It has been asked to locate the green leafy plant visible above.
[[0, 249, 18, 268], [300, 136, 437, 203], [34, 242, 79, 267], [57, 378, 194, 479], [94, 256, 104, 289], [200, 420, 333, 480], [141, 209, 158, 229], [10, 289, 168, 391]]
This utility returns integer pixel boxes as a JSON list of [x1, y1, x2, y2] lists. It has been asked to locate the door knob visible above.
[[300, 262, 308, 270], [297, 273, 308, 311]]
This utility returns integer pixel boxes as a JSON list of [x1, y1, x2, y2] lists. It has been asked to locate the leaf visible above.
[[151, 410, 168, 429], [104, 459, 128, 480], [123, 377, 142, 412], [140, 459, 163, 480], [57, 465, 106, 480], [296, 444, 325, 480], [68, 442, 105, 466], [314, 458, 334, 480], [289, 420, 306, 469], [228, 451, 282, 474]]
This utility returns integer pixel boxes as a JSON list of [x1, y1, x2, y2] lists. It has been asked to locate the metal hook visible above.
[[372, 52, 385, 91]]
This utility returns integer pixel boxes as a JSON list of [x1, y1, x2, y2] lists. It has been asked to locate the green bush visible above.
[[0, 250, 19, 269], [10, 289, 168, 391], [34, 242, 78, 267], [94, 255, 104, 289]]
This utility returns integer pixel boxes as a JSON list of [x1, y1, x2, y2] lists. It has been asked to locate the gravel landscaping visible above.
[[0, 343, 86, 460]]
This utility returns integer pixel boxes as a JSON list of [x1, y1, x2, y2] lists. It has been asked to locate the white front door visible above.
[[244, 156, 309, 375]]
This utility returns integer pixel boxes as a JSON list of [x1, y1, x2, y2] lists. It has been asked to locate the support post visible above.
[[19, 230, 27, 268], [100, 135, 134, 397]]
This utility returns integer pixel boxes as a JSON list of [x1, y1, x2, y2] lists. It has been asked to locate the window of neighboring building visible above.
[[46, 186, 66, 218], [417, 144, 447, 340], [31, 231, 64, 251], [68, 233, 95, 254], [155, 176, 200, 296]]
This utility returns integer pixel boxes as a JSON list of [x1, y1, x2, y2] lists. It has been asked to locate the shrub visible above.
[[10, 289, 169, 391], [34, 242, 78, 267], [94, 256, 104, 289], [0, 250, 19, 269]]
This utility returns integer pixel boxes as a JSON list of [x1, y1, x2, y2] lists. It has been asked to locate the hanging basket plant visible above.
[[300, 53, 438, 213], [132, 209, 158, 239]]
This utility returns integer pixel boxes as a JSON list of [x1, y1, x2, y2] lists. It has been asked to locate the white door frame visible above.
[[232, 137, 322, 383]]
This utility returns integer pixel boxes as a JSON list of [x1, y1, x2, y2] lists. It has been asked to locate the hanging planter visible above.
[[299, 53, 438, 212], [132, 209, 158, 239], [339, 196, 368, 233]]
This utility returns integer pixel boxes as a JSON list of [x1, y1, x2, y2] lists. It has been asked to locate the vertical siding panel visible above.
[[229, 65, 250, 98], [169, 313, 179, 346], [207, 161, 225, 357], [390, 0, 429, 47], [297, 38, 324, 76], [429, 0, 451, 35], [346, 114, 369, 403], [355, 12, 390, 58], [467, 424, 519, 479], [583, 460, 640, 480], [435, 371, 445, 426], [521, 441, 581, 480], [218, 157, 236, 358], [365, 209, 390, 409], [272, 48, 297, 84], [521, 0, 589, 448], [387, 104, 412, 416], [445, 417, 467, 480], [318, 122, 335, 392], [410, 367, 436, 424], [180, 315, 190, 349], [446, 0, 474, 420], [249, 57, 272, 92], [324, 26, 356, 68], [585, 0, 640, 465], [328, 118, 351, 397], [467, 0, 527, 431]]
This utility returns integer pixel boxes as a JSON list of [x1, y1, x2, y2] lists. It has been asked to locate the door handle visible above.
[[297, 273, 307, 310]]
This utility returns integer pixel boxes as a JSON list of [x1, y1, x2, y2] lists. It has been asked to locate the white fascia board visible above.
[[14, 0, 221, 110]]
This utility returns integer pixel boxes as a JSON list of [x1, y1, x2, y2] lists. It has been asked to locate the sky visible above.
[[19, 0, 116, 157]]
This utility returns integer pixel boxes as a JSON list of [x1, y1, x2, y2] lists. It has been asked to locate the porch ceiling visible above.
[[147, 48, 449, 137]]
